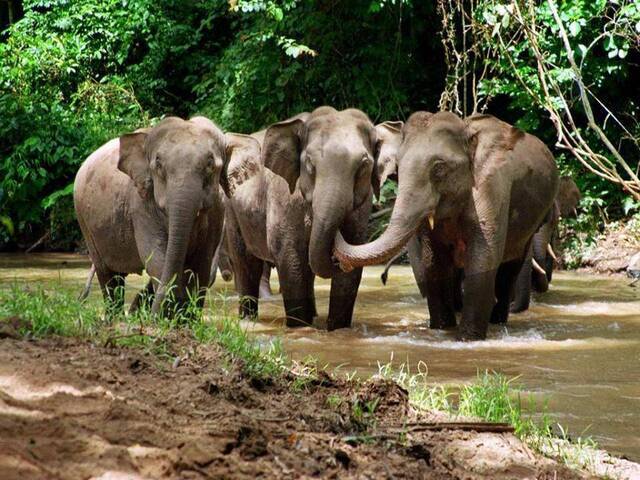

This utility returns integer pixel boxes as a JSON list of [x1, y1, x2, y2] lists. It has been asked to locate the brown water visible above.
[[1, 253, 639, 460]]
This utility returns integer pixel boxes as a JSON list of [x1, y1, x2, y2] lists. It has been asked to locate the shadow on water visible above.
[[1, 254, 639, 461]]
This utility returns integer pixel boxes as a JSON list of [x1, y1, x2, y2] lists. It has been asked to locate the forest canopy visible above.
[[0, 0, 639, 251]]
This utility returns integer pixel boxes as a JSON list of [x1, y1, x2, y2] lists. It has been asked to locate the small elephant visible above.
[[224, 107, 394, 329], [511, 176, 581, 312], [335, 112, 559, 340], [74, 116, 229, 316]]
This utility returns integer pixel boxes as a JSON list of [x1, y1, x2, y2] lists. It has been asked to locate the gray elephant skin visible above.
[[335, 111, 559, 340], [511, 176, 581, 313], [224, 107, 395, 329], [74, 116, 229, 316]]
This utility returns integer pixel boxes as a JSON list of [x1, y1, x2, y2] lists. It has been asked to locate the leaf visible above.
[[569, 21, 581, 37], [618, 49, 628, 59], [608, 48, 618, 58], [42, 183, 75, 210]]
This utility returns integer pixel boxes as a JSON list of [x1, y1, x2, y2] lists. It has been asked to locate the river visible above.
[[1, 253, 639, 460]]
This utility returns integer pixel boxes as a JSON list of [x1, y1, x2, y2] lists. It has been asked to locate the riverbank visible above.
[[562, 214, 640, 275], [1, 287, 639, 479]]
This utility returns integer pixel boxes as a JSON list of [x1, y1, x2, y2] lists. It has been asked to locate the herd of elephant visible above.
[[74, 107, 580, 341]]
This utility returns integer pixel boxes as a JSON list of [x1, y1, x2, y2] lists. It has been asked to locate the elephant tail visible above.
[[78, 263, 96, 302]]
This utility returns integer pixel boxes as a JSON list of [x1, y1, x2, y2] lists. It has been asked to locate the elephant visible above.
[[224, 107, 394, 329], [334, 111, 559, 340], [510, 176, 580, 312], [74, 116, 229, 316]]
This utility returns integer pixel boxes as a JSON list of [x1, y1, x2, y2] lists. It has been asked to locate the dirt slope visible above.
[[0, 336, 589, 480]]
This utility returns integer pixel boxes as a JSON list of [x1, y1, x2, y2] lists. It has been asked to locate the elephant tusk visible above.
[[547, 244, 558, 262], [532, 258, 546, 275], [428, 215, 435, 230]]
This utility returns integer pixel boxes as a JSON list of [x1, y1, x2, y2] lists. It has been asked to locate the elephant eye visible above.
[[432, 160, 448, 180]]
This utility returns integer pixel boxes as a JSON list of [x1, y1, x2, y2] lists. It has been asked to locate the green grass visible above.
[[0, 282, 286, 379], [376, 360, 606, 474]]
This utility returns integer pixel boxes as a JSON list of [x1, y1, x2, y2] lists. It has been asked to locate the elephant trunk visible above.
[[151, 187, 201, 315], [309, 185, 350, 279], [334, 181, 432, 271]]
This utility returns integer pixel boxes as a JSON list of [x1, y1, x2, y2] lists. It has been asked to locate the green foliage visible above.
[[0, 0, 638, 249]]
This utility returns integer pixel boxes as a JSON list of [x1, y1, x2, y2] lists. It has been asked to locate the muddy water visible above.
[[1, 253, 639, 460]]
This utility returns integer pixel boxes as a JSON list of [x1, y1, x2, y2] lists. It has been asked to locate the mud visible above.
[[0, 335, 588, 480]]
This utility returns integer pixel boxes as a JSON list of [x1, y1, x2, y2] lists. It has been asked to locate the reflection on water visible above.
[[1, 253, 639, 460]]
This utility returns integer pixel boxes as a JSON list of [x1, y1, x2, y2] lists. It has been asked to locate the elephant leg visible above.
[[96, 269, 125, 318], [492, 257, 525, 324], [327, 208, 369, 331], [277, 258, 315, 328], [458, 186, 510, 340], [510, 243, 533, 314], [233, 254, 263, 319], [424, 236, 457, 330], [407, 234, 429, 298], [259, 263, 273, 299], [129, 280, 154, 314], [327, 268, 363, 330], [453, 269, 464, 313]]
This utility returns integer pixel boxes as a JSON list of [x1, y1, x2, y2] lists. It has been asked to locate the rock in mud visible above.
[[627, 251, 640, 278]]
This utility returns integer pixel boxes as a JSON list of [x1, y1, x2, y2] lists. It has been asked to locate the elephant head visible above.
[[334, 111, 475, 270], [557, 176, 581, 218], [374, 121, 404, 188], [118, 116, 229, 314], [262, 107, 394, 278]]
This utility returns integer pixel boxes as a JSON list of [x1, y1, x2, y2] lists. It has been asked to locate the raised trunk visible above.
[[151, 191, 200, 315], [333, 183, 432, 271]]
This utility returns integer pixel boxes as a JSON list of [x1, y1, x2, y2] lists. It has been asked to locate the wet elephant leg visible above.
[[277, 255, 315, 328], [492, 257, 525, 324], [424, 238, 457, 330], [510, 243, 533, 314], [327, 206, 369, 331], [407, 234, 429, 298], [234, 254, 263, 319], [453, 269, 464, 312], [327, 268, 363, 330], [459, 268, 498, 340], [225, 214, 262, 319], [96, 269, 125, 318]]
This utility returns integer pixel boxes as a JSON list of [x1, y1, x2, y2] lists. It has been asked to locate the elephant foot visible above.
[[239, 296, 258, 320], [509, 299, 529, 314], [456, 328, 487, 341], [283, 298, 314, 328], [490, 305, 509, 324]]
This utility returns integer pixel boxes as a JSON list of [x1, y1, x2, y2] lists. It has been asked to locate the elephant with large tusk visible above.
[[334, 111, 559, 340], [74, 116, 229, 317]]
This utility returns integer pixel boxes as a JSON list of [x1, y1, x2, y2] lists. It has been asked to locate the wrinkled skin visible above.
[[511, 176, 580, 312], [74, 117, 228, 316], [225, 108, 393, 329], [334, 112, 559, 340]]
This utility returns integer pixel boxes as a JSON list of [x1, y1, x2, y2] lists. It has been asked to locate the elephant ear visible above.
[[118, 132, 152, 200], [262, 117, 306, 194], [224, 133, 262, 197], [372, 121, 404, 199]]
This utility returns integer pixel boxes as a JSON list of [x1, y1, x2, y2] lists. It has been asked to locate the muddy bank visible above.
[[566, 217, 640, 274], [0, 335, 590, 480]]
